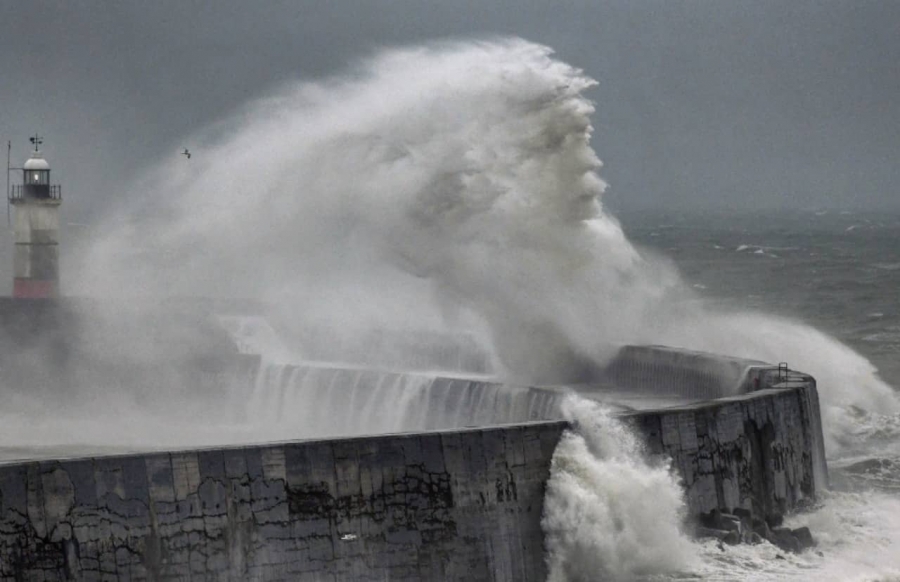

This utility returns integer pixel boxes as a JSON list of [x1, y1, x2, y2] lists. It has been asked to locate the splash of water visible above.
[[541, 396, 697, 580], [69, 38, 678, 382], [69, 38, 899, 452], [656, 309, 900, 454], [692, 489, 900, 581], [543, 398, 900, 582], [244, 362, 562, 435]]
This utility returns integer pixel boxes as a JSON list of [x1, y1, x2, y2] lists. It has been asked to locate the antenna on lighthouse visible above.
[[5, 140, 10, 227]]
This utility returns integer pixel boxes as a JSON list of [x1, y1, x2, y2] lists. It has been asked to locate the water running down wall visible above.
[[245, 363, 563, 436], [239, 343, 776, 441]]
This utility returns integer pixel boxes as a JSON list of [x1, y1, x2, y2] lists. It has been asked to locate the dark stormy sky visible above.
[[1, 0, 899, 226]]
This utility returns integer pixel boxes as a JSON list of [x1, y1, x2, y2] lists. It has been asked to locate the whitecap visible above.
[[691, 490, 900, 581]]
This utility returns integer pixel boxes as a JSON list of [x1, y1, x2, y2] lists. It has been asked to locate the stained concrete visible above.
[[627, 381, 826, 520], [0, 423, 564, 581], [0, 380, 824, 581]]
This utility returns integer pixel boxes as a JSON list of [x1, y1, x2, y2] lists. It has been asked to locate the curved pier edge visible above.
[[0, 381, 825, 580]]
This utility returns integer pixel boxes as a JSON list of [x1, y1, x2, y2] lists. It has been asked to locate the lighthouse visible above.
[[8, 135, 61, 298]]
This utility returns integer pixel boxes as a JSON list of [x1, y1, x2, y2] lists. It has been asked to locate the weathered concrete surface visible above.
[[0, 422, 565, 581], [627, 381, 827, 521], [0, 382, 825, 581]]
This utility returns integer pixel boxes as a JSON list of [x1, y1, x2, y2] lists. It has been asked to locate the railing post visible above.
[[778, 362, 789, 383]]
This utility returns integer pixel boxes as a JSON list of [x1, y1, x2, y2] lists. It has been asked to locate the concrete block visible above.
[[145, 455, 175, 505], [223, 449, 249, 480], [661, 413, 680, 447], [171, 453, 201, 502], [260, 447, 286, 483], [198, 450, 227, 481]]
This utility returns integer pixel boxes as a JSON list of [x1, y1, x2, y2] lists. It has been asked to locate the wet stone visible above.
[[791, 526, 815, 550], [770, 527, 802, 554], [723, 530, 741, 546]]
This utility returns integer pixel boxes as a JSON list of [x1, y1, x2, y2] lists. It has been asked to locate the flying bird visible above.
[[182, 148, 191, 159]]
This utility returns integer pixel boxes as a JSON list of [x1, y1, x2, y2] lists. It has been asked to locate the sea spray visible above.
[[692, 489, 900, 581], [68, 38, 683, 383], [541, 395, 696, 581], [69, 37, 899, 454], [655, 309, 900, 454]]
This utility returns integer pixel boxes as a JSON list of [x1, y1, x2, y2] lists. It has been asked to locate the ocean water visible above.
[[612, 208, 900, 581]]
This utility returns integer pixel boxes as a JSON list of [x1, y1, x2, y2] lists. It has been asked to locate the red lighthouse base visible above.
[[13, 279, 58, 299]]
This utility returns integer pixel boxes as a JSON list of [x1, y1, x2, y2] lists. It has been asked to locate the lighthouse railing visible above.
[[8, 184, 61, 202]]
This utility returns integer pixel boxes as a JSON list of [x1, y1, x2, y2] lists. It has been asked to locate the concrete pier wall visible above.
[[0, 422, 566, 581], [627, 381, 825, 520], [0, 300, 827, 578], [600, 345, 770, 399], [0, 382, 825, 581]]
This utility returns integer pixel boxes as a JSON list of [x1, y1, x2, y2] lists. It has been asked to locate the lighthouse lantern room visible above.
[[9, 135, 62, 299]]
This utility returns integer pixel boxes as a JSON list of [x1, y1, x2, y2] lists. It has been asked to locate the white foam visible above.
[[655, 309, 900, 455], [691, 490, 900, 581], [216, 315, 298, 363], [542, 396, 697, 580]]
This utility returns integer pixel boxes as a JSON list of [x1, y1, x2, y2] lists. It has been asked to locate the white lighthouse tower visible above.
[[8, 135, 61, 298]]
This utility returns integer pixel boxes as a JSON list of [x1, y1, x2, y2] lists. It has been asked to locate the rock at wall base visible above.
[[723, 530, 741, 546], [792, 526, 816, 550], [699, 509, 742, 534], [770, 527, 802, 554], [695, 527, 731, 540], [732, 507, 753, 522], [752, 518, 772, 540], [695, 509, 817, 555]]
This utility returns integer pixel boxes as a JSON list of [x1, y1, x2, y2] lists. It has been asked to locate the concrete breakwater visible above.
[[0, 301, 828, 579], [0, 379, 825, 580]]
